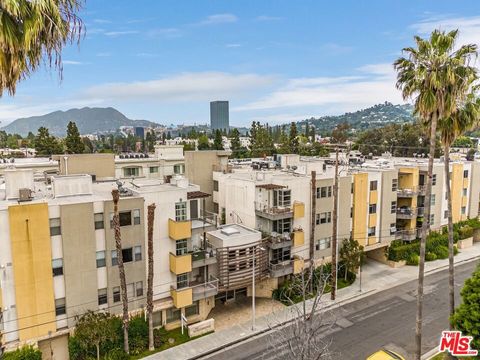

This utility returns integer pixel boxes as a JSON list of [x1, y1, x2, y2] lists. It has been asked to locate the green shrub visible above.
[[425, 252, 437, 261], [3, 346, 42, 360], [387, 242, 419, 262], [454, 246, 459, 255], [406, 254, 419, 266], [104, 348, 129, 360], [458, 225, 473, 240], [434, 246, 449, 259], [153, 328, 165, 348], [128, 315, 149, 355]]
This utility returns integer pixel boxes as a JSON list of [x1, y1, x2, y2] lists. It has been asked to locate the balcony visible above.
[[292, 229, 304, 247], [191, 249, 217, 268], [254, 202, 293, 221], [191, 276, 219, 301], [269, 233, 293, 249], [169, 252, 192, 274], [395, 229, 418, 241], [397, 185, 426, 198], [170, 286, 193, 308], [293, 257, 304, 274], [168, 218, 192, 240], [293, 201, 305, 219], [269, 260, 294, 277], [396, 207, 417, 219]]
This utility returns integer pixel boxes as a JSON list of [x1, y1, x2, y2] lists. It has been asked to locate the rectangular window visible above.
[[133, 209, 141, 225], [176, 274, 189, 289], [430, 214, 435, 225], [175, 202, 187, 221], [124, 167, 140, 177], [94, 213, 104, 230], [153, 311, 162, 327], [98, 288, 108, 305], [96, 251, 106, 268], [213, 180, 219, 192], [52, 258, 64, 276], [369, 204, 377, 214], [127, 283, 134, 299], [111, 250, 118, 266], [432, 174, 437, 186], [174, 164, 184, 174], [390, 223, 396, 235], [166, 307, 181, 323], [315, 237, 331, 251], [391, 201, 397, 214], [461, 206, 466, 215], [444, 210, 449, 219], [273, 189, 292, 207], [185, 301, 199, 317], [122, 248, 133, 263], [271, 247, 291, 263], [370, 181, 378, 191], [368, 227, 376, 237], [119, 211, 132, 226], [55, 298, 66, 316], [176, 239, 188, 256], [136, 281, 143, 297], [113, 286, 120, 303], [392, 179, 398, 192], [134, 245, 142, 261], [149, 166, 159, 174], [431, 194, 436, 206], [464, 170, 469, 178], [272, 218, 292, 234], [463, 188, 468, 197], [316, 212, 332, 225], [317, 186, 332, 198], [50, 218, 61, 236]]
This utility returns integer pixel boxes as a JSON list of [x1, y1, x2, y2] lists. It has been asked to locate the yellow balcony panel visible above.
[[293, 201, 305, 219], [168, 218, 192, 240], [171, 287, 193, 308], [292, 230, 304, 247], [369, 190, 378, 204], [368, 213, 377, 228], [462, 196, 468, 207], [368, 236, 378, 246], [293, 257, 304, 274], [169, 253, 192, 274], [463, 178, 469, 188]]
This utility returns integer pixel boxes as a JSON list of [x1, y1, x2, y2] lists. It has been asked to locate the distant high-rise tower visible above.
[[210, 101, 229, 131]]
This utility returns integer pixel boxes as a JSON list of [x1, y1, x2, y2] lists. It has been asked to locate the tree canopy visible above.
[[65, 121, 85, 154]]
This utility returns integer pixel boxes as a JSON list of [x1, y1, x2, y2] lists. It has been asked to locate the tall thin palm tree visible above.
[[394, 29, 476, 360], [439, 92, 479, 325], [0, 0, 84, 96], [147, 203, 156, 351], [112, 189, 129, 354]]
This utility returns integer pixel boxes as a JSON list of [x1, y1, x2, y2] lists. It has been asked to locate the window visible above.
[[149, 166, 159, 174], [391, 201, 397, 214], [429, 214, 435, 225], [444, 210, 449, 219], [175, 202, 187, 221], [317, 186, 332, 198], [98, 288, 108, 306], [166, 307, 181, 323], [390, 223, 396, 235], [273, 189, 291, 207], [351, 183, 354, 194], [271, 247, 291, 263], [124, 167, 139, 177], [463, 188, 468, 197], [50, 218, 61, 236], [369, 204, 377, 214], [96, 251, 106, 268], [392, 179, 398, 192], [55, 298, 66, 316], [111, 250, 118, 266], [432, 174, 437, 186], [136, 281, 143, 297], [119, 211, 132, 226], [461, 206, 466, 215], [272, 218, 292, 234], [213, 180, 219, 192], [431, 194, 436, 206], [134, 246, 142, 261], [370, 181, 378, 191], [174, 164, 184, 174], [464, 170, 469, 178], [113, 287, 120, 303], [133, 209, 141, 225], [176, 274, 188, 289], [94, 213, 104, 230], [122, 248, 133, 263], [52, 258, 63, 276], [316, 237, 331, 251], [368, 227, 376, 237], [316, 212, 331, 225], [176, 239, 188, 256], [127, 283, 135, 299], [185, 301, 199, 317], [153, 311, 162, 327]]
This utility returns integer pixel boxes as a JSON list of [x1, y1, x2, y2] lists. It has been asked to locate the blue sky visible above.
[[2, 0, 480, 127]]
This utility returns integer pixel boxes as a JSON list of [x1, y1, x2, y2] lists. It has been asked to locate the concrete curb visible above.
[[421, 348, 440, 360]]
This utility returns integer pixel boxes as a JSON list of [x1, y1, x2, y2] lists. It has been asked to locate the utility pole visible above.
[[310, 171, 316, 292], [331, 147, 339, 301]]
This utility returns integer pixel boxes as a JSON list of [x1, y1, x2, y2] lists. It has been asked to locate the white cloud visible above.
[[63, 60, 85, 65], [83, 72, 275, 102], [226, 43, 242, 48], [104, 30, 139, 37], [196, 13, 238, 26], [255, 15, 283, 22]]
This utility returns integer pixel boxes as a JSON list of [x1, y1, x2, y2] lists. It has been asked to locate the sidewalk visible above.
[[145, 243, 480, 360]]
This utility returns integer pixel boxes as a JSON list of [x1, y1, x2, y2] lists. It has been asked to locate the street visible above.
[[200, 260, 479, 360]]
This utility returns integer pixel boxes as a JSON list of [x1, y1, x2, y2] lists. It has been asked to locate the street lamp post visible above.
[[252, 245, 265, 331]]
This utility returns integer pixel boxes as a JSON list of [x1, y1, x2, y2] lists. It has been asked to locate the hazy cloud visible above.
[[226, 43, 242, 48], [104, 30, 139, 37], [93, 19, 111, 24], [196, 13, 238, 26], [63, 60, 85, 65], [148, 28, 182, 38]]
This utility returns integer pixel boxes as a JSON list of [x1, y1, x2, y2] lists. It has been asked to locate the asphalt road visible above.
[[200, 260, 479, 360]]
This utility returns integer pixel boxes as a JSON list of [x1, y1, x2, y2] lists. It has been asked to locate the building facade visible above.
[[210, 101, 229, 131]]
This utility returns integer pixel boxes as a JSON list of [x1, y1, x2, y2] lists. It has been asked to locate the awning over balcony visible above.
[[256, 184, 286, 190], [187, 191, 211, 200]]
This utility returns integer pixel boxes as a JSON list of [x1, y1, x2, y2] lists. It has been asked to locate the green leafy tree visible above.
[[213, 129, 224, 150], [65, 121, 85, 154], [3, 345, 42, 360], [277, 126, 291, 154], [197, 134, 210, 150], [331, 122, 350, 144], [339, 238, 364, 281], [35, 127, 63, 156], [289, 122, 299, 154], [451, 263, 480, 351], [452, 135, 474, 148]]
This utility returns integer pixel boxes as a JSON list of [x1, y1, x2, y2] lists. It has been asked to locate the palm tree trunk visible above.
[[444, 144, 455, 326], [415, 112, 437, 360], [112, 189, 129, 355], [147, 203, 156, 351]]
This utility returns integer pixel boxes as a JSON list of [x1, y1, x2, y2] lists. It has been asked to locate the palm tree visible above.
[[394, 29, 476, 360], [147, 203, 156, 351], [439, 92, 479, 325], [112, 189, 129, 354], [0, 0, 83, 96]]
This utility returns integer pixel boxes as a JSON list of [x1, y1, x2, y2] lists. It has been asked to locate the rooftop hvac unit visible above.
[[18, 188, 33, 202]]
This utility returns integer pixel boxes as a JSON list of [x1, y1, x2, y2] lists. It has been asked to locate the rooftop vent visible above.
[[221, 227, 240, 236]]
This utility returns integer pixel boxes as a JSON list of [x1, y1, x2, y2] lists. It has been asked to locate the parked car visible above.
[[367, 349, 405, 360]]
